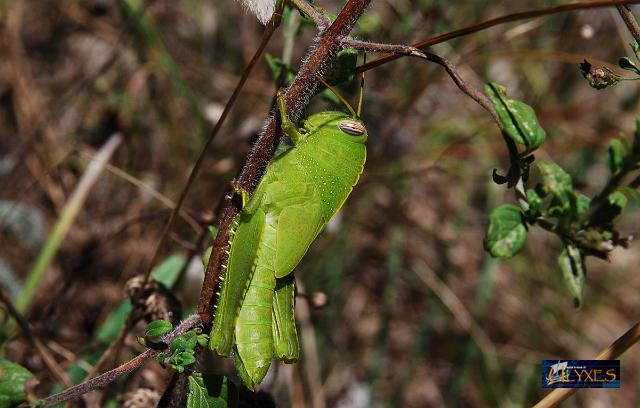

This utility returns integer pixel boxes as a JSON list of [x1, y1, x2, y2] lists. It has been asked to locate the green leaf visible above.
[[577, 194, 591, 218], [0, 358, 33, 407], [169, 351, 196, 371], [145, 320, 173, 339], [558, 245, 585, 308], [537, 161, 575, 215], [484, 83, 546, 153], [608, 191, 627, 210], [484, 204, 527, 258], [526, 189, 542, 216], [188, 374, 209, 408], [171, 330, 198, 353], [607, 139, 625, 174], [196, 333, 210, 348], [188, 373, 238, 408], [619, 57, 640, 76]]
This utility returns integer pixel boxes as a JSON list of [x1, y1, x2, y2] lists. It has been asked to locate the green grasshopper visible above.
[[210, 83, 367, 389]]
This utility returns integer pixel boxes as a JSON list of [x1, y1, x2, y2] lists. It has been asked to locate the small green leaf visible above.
[[619, 57, 640, 76], [526, 189, 542, 216], [484, 83, 546, 153], [171, 330, 198, 353], [558, 245, 585, 308], [0, 358, 33, 407], [577, 194, 591, 218], [187, 373, 238, 408], [608, 191, 627, 210], [484, 204, 527, 258], [537, 161, 575, 215], [196, 333, 210, 348], [208, 226, 218, 240], [169, 351, 196, 371], [607, 139, 625, 174], [145, 320, 173, 339]]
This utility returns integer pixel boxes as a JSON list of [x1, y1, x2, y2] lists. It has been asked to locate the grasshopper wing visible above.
[[210, 209, 265, 356]]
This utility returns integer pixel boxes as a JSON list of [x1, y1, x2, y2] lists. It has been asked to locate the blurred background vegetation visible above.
[[1, 0, 639, 406]]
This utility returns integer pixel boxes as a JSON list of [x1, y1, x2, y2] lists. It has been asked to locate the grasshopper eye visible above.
[[339, 120, 365, 136]]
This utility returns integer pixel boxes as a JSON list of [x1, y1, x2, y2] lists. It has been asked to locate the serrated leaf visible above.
[[558, 245, 585, 308], [607, 139, 625, 174], [619, 57, 640, 76], [188, 373, 237, 408], [145, 320, 173, 339], [484, 204, 527, 258], [0, 358, 33, 407], [484, 83, 546, 153]]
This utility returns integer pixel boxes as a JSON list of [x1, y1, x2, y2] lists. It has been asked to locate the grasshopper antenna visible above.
[[316, 75, 357, 118], [357, 53, 366, 118]]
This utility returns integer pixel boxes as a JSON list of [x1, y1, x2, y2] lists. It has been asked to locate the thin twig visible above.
[[35, 314, 202, 408], [616, 4, 640, 44], [356, 0, 640, 73], [198, 0, 374, 325], [533, 320, 640, 408]]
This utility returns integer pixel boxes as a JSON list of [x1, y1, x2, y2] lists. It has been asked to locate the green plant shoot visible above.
[[210, 87, 368, 388]]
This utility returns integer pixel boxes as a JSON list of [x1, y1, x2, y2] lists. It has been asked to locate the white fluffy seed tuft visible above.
[[237, 0, 274, 25]]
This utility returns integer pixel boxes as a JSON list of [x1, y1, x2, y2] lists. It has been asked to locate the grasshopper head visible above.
[[305, 111, 368, 144]]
